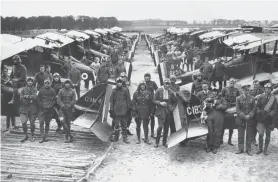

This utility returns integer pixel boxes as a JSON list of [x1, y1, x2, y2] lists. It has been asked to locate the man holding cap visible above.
[[57, 79, 77, 143], [255, 83, 277, 155], [38, 79, 56, 143], [19, 77, 38, 142], [153, 78, 177, 148], [235, 84, 256, 156], [144, 73, 158, 138], [220, 77, 241, 145]]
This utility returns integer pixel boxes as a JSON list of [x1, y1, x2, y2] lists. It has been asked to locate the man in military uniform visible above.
[[69, 65, 81, 99], [255, 83, 277, 155], [144, 73, 158, 138], [249, 79, 264, 146], [97, 61, 111, 83], [109, 77, 131, 144], [200, 57, 213, 86], [52, 73, 63, 132], [196, 82, 213, 102], [191, 72, 207, 95], [213, 58, 226, 92], [114, 59, 126, 80], [132, 81, 153, 144], [57, 79, 77, 143], [235, 84, 256, 156], [153, 79, 177, 148], [120, 72, 133, 135], [169, 75, 180, 93], [19, 77, 38, 142], [34, 65, 48, 91], [8, 55, 27, 104], [38, 79, 56, 143], [167, 75, 180, 134], [202, 91, 228, 154], [220, 78, 241, 145]]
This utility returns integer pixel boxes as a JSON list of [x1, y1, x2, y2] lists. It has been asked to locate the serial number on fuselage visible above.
[[186, 105, 202, 115]]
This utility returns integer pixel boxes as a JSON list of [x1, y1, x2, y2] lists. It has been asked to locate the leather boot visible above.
[[64, 133, 69, 143], [228, 138, 234, 146], [6, 116, 10, 131], [256, 135, 263, 154], [136, 128, 141, 144], [144, 132, 151, 145], [20, 123, 28, 143], [123, 136, 130, 144], [67, 135, 74, 143], [154, 128, 162, 148], [235, 149, 244, 154], [228, 129, 234, 146], [122, 128, 130, 144], [264, 142, 269, 155], [45, 123, 50, 141], [114, 129, 120, 142], [11, 117, 16, 129]]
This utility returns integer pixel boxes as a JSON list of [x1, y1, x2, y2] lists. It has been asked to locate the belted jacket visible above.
[[153, 87, 177, 119], [20, 85, 38, 114], [38, 86, 56, 109], [57, 88, 76, 108], [236, 94, 256, 125], [256, 93, 277, 124], [221, 87, 241, 107], [110, 86, 131, 116], [132, 89, 154, 119]]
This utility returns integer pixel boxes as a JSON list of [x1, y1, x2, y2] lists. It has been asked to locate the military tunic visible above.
[[34, 72, 48, 91], [57, 88, 76, 139], [20, 85, 38, 135], [110, 86, 131, 138], [153, 87, 177, 145], [145, 80, 158, 134], [236, 94, 256, 151], [38, 86, 56, 138], [205, 97, 228, 149], [191, 79, 207, 95]]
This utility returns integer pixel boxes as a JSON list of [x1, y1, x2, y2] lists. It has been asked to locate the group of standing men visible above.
[[109, 72, 181, 148], [192, 68, 277, 155], [2, 55, 80, 143]]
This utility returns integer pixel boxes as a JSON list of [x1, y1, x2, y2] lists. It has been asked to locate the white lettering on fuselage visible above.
[[84, 96, 102, 104], [187, 105, 202, 115]]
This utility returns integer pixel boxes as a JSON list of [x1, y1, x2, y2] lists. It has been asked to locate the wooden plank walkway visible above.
[[1, 121, 111, 182]]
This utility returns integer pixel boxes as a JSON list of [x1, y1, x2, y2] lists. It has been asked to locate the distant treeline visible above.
[[1, 16, 119, 31]]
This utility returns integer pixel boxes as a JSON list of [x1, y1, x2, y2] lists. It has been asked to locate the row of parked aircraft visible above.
[[146, 27, 278, 147], [1, 27, 140, 141]]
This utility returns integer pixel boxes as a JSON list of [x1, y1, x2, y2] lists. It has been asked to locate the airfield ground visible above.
[[1, 31, 278, 182]]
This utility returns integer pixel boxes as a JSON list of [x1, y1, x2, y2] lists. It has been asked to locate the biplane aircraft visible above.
[[1, 31, 138, 142], [149, 32, 278, 148]]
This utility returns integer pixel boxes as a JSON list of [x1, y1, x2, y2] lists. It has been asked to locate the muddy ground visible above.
[[89, 36, 278, 182]]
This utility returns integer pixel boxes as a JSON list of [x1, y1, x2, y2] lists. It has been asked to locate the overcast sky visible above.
[[1, 0, 278, 22]]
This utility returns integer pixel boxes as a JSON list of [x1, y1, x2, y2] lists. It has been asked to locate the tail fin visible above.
[[73, 83, 115, 141], [73, 83, 107, 129], [167, 91, 208, 148]]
